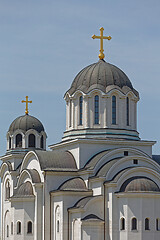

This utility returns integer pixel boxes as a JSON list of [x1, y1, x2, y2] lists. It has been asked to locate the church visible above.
[[1, 27, 160, 240]]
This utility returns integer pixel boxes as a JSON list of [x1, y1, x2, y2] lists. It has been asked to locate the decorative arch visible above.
[[115, 166, 160, 192], [20, 151, 44, 182]]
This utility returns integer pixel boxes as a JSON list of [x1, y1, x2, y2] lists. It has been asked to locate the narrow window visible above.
[[27, 221, 32, 234], [41, 135, 44, 149], [156, 218, 160, 231], [145, 218, 150, 230], [79, 96, 83, 125], [5, 182, 10, 200], [126, 97, 129, 126], [11, 222, 13, 235], [28, 134, 35, 147], [94, 95, 99, 124], [57, 220, 60, 233], [69, 100, 72, 127], [132, 217, 137, 230], [133, 159, 138, 164], [7, 225, 9, 237], [112, 96, 116, 125], [124, 151, 128, 156], [17, 221, 21, 234], [9, 137, 11, 149], [120, 217, 125, 230], [16, 134, 22, 147]]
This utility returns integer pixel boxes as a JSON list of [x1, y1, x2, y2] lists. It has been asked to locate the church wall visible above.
[[117, 195, 160, 240], [82, 222, 104, 240], [52, 193, 92, 240]]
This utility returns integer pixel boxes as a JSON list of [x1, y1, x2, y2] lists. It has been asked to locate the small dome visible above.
[[8, 114, 44, 134], [120, 177, 160, 192], [67, 59, 135, 95]]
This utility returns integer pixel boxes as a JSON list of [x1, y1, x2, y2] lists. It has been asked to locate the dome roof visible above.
[[67, 59, 135, 95], [120, 177, 160, 192], [8, 114, 44, 134], [13, 181, 34, 198], [58, 177, 88, 191]]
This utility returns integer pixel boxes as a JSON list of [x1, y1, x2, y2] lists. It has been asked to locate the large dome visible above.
[[67, 59, 134, 95], [8, 114, 44, 134]]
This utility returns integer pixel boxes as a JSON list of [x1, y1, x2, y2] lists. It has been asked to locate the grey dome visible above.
[[120, 177, 160, 192], [67, 60, 134, 95], [8, 114, 44, 134]]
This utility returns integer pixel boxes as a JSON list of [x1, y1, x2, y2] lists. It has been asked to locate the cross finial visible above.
[[21, 96, 32, 115], [92, 27, 112, 60]]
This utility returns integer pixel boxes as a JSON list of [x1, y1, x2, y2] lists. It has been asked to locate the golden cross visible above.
[[92, 27, 112, 60], [21, 96, 32, 115]]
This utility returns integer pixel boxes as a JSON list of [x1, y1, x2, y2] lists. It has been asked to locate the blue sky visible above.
[[0, 0, 160, 155]]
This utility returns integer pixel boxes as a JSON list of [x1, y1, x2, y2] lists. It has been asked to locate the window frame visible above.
[[120, 217, 125, 230], [94, 95, 99, 125], [17, 221, 21, 235], [28, 134, 36, 148], [112, 95, 116, 125], [79, 96, 83, 125], [27, 221, 33, 234], [145, 218, 150, 230], [131, 217, 137, 231]]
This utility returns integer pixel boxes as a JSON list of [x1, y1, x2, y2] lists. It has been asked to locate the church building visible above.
[[1, 27, 160, 240]]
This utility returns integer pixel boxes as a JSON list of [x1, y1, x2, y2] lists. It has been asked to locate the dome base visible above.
[[62, 128, 140, 141]]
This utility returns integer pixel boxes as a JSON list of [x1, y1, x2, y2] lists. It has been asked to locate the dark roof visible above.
[[8, 114, 44, 134], [120, 177, 160, 192], [35, 150, 77, 171], [152, 155, 160, 165], [58, 177, 88, 191], [12, 181, 34, 198], [82, 214, 103, 222], [67, 60, 138, 95]]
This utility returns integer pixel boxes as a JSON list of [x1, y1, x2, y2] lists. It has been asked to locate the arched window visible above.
[[16, 134, 22, 148], [27, 221, 32, 234], [156, 218, 160, 231], [5, 181, 10, 200], [17, 221, 21, 234], [57, 220, 60, 233], [28, 134, 35, 147], [131, 217, 137, 230], [9, 137, 11, 149], [55, 205, 60, 240], [11, 222, 13, 235], [94, 95, 99, 124], [126, 97, 129, 126], [7, 225, 9, 237], [120, 217, 125, 230], [41, 135, 44, 149], [112, 95, 116, 124], [79, 96, 83, 125], [145, 218, 150, 230]]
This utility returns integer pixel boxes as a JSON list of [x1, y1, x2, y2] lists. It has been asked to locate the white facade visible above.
[[1, 58, 160, 240]]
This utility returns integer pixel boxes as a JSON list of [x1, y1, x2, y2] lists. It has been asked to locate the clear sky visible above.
[[0, 0, 160, 155]]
